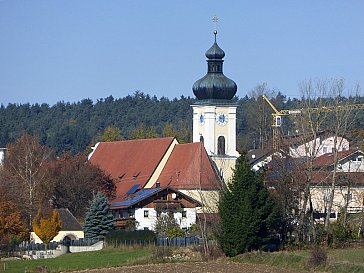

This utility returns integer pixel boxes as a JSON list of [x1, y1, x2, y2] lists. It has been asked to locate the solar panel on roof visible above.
[[126, 184, 141, 195], [112, 188, 160, 208]]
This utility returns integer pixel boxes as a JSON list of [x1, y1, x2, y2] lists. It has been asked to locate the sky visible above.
[[0, 1, 364, 105]]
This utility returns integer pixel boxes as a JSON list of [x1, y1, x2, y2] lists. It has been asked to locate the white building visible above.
[[111, 186, 200, 231], [30, 208, 84, 244]]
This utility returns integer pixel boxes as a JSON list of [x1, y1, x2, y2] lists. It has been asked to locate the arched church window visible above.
[[200, 135, 204, 143], [217, 136, 225, 155]]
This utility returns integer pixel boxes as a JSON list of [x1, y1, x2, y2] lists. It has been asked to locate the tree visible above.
[[162, 123, 178, 138], [154, 210, 185, 238], [129, 123, 159, 139], [48, 153, 115, 220], [2, 134, 54, 227], [84, 192, 114, 240], [99, 126, 123, 142], [32, 209, 62, 244], [293, 78, 360, 240], [218, 154, 281, 257], [0, 198, 28, 248]]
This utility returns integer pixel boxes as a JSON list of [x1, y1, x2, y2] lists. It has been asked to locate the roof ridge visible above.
[[101, 137, 175, 144]]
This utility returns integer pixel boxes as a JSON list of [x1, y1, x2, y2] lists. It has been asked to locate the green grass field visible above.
[[0, 247, 152, 273]]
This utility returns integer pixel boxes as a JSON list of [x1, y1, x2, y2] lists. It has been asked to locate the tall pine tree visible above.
[[84, 192, 114, 240], [218, 154, 281, 257]]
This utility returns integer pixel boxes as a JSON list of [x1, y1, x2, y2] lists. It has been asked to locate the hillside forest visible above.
[[1, 82, 364, 154]]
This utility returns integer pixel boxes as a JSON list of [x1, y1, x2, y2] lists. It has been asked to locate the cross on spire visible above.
[[212, 15, 218, 42], [212, 15, 218, 31]]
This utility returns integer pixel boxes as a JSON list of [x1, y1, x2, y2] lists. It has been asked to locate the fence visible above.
[[15, 241, 60, 252], [106, 236, 215, 247]]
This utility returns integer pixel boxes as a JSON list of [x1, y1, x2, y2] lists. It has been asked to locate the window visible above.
[[144, 210, 149, 218], [323, 147, 328, 153], [182, 210, 187, 218], [217, 136, 225, 155], [200, 135, 204, 142], [352, 156, 363, 162], [143, 227, 149, 230]]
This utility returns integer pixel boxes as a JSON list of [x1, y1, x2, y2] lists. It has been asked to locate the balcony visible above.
[[114, 217, 136, 229]]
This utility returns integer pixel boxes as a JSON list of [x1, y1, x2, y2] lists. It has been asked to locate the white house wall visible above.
[[290, 137, 349, 158], [180, 189, 220, 213], [0, 148, 6, 166], [30, 231, 84, 244], [310, 186, 364, 216], [339, 157, 364, 172], [135, 207, 197, 231]]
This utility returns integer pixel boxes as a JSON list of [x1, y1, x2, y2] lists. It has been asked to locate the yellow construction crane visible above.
[[262, 95, 364, 150]]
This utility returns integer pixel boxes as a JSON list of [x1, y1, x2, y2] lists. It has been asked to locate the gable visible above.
[[57, 208, 82, 231], [110, 187, 201, 209], [313, 149, 364, 170], [155, 142, 222, 190]]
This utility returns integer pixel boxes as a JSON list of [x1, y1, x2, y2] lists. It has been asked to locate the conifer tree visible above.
[[218, 154, 281, 257], [84, 192, 114, 240]]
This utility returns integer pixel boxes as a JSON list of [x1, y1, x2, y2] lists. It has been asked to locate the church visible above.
[[89, 30, 240, 231]]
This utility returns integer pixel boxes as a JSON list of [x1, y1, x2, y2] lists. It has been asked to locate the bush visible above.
[[307, 246, 327, 268], [194, 245, 225, 261], [330, 222, 356, 247], [152, 246, 173, 260]]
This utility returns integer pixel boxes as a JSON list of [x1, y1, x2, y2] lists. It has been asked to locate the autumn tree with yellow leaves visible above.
[[0, 199, 28, 248], [32, 209, 62, 244]]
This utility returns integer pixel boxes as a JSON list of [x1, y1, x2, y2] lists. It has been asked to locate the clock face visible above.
[[199, 113, 205, 125], [216, 112, 228, 126]]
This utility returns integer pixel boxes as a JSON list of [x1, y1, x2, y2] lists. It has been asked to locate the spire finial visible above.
[[212, 15, 218, 42]]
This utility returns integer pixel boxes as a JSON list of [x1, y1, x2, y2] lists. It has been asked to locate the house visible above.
[[30, 208, 84, 244], [247, 147, 279, 171], [111, 186, 201, 231], [248, 131, 350, 172], [89, 137, 223, 228], [286, 131, 350, 158], [262, 147, 364, 221], [309, 149, 364, 219], [313, 149, 364, 172]]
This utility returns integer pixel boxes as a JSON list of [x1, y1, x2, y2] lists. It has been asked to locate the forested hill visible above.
[[1, 90, 364, 154]]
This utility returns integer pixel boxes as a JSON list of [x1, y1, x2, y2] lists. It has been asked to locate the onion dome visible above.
[[193, 31, 237, 101]]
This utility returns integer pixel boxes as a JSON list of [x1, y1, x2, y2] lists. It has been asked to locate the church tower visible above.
[[192, 30, 239, 182]]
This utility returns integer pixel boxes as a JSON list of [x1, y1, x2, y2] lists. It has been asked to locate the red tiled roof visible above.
[[89, 137, 175, 197], [313, 150, 361, 168], [156, 142, 222, 190], [311, 171, 364, 186]]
